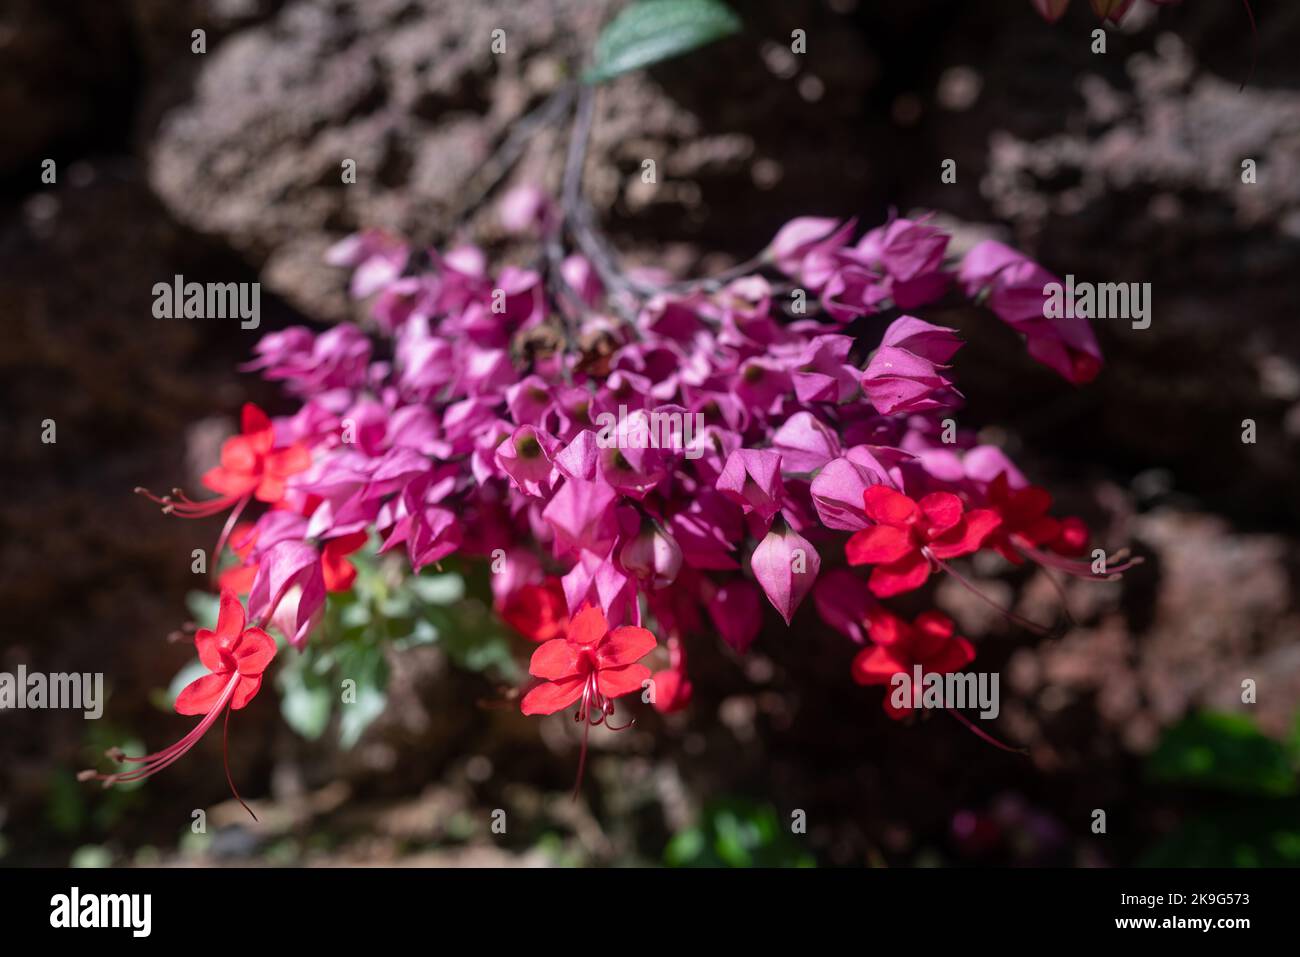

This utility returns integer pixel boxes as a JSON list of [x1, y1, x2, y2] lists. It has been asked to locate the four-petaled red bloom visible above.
[[845, 486, 1001, 597], [501, 577, 569, 642], [202, 403, 312, 505], [138, 403, 313, 569], [983, 472, 1087, 564], [179, 590, 278, 714], [851, 609, 975, 719], [522, 604, 655, 716], [81, 590, 277, 816]]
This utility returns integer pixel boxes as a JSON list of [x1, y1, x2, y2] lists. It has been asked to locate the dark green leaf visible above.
[[585, 0, 741, 84], [1147, 711, 1297, 797]]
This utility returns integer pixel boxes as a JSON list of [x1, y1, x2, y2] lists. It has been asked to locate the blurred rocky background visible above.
[[2, 0, 1298, 867]]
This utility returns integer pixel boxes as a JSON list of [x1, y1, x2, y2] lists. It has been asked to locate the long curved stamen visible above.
[[928, 552, 1058, 638], [571, 674, 598, 799], [1035, 564, 1078, 629], [1240, 0, 1257, 91], [603, 709, 635, 732], [944, 706, 1027, 755], [79, 675, 240, 785], [135, 486, 245, 519], [223, 706, 257, 821], [211, 495, 250, 578], [569, 672, 636, 797], [1015, 541, 1143, 580]]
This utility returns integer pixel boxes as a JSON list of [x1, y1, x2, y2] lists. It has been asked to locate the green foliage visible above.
[[255, 536, 519, 748], [1141, 710, 1300, 867], [665, 798, 815, 867], [585, 0, 741, 84], [1140, 805, 1300, 867], [1147, 711, 1297, 797]]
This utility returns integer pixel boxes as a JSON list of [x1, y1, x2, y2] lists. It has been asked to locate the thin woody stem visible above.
[[449, 84, 577, 233]]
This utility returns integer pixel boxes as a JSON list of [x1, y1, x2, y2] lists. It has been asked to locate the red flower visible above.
[[844, 486, 1000, 597], [521, 604, 655, 716], [851, 609, 974, 719], [649, 667, 693, 714], [984, 472, 1088, 563], [81, 591, 277, 816], [501, 577, 569, 642], [321, 530, 369, 592], [178, 590, 277, 714], [137, 403, 312, 569], [217, 522, 259, 594], [201, 403, 311, 504]]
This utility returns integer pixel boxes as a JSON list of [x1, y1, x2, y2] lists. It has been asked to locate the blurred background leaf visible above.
[[585, 0, 740, 83]]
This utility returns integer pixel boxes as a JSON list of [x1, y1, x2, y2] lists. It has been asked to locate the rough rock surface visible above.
[[144, 0, 874, 319]]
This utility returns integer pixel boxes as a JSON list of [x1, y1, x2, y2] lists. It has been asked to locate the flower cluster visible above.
[[1031, 0, 1182, 25], [87, 202, 1139, 801]]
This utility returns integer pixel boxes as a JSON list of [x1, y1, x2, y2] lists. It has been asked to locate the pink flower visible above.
[[716, 448, 786, 529], [750, 521, 821, 625], [707, 578, 763, 654], [960, 240, 1103, 385]]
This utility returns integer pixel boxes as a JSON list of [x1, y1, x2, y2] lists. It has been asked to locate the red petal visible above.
[[596, 663, 651, 699], [1054, 516, 1089, 555], [597, 626, 657, 668], [218, 562, 259, 595], [322, 532, 367, 592], [988, 471, 1011, 504], [868, 550, 931, 597], [1018, 515, 1061, 547], [928, 508, 1001, 559], [201, 466, 258, 497], [864, 609, 909, 646], [850, 646, 909, 685], [1014, 485, 1053, 519], [254, 475, 286, 504], [919, 492, 963, 536], [233, 627, 277, 676], [567, 603, 608, 645], [215, 589, 246, 641], [267, 444, 311, 478], [220, 435, 260, 474], [862, 485, 919, 526], [500, 581, 568, 642], [529, 638, 582, 680], [193, 628, 227, 674], [911, 612, 955, 658], [845, 524, 914, 566], [230, 673, 263, 710], [175, 673, 231, 715], [520, 676, 585, 715], [923, 636, 975, 675], [241, 403, 272, 436]]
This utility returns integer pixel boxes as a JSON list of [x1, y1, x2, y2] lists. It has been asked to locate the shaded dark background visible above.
[[1, 0, 1298, 866]]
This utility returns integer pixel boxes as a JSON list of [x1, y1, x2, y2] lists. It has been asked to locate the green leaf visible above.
[[185, 591, 221, 630], [1140, 803, 1300, 867], [281, 681, 331, 741], [278, 653, 332, 741], [335, 643, 389, 749], [585, 0, 741, 84], [664, 798, 815, 868], [409, 572, 465, 606], [1148, 711, 1298, 797]]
